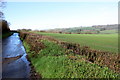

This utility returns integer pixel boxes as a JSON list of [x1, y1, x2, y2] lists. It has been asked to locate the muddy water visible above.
[[2, 33, 31, 78]]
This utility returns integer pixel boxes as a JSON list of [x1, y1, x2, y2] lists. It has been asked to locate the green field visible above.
[[33, 32, 118, 53], [100, 30, 118, 34]]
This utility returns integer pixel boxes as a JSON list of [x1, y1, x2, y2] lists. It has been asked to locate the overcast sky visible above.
[[4, 0, 118, 30]]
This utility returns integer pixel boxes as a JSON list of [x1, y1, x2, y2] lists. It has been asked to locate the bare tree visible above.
[[0, 11, 4, 20], [0, 1, 6, 7], [0, 1, 10, 33], [0, 1, 6, 20]]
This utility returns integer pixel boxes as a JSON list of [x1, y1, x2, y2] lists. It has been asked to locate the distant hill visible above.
[[92, 24, 118, 30], [45, 24, 118, 34]]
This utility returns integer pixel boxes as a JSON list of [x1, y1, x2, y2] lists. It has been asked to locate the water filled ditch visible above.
[[2, 33, 31, 78]]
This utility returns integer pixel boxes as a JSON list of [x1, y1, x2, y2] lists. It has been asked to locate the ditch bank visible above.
[[19, 31, 120, 74], [19, 32, 42, 79]]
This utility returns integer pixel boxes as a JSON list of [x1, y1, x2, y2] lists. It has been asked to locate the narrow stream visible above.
[[2, 33, 31, 78]]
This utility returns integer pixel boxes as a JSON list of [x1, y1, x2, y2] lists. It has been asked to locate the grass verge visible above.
[[23, 40, 120, 78], [0, 32, 13, 39]]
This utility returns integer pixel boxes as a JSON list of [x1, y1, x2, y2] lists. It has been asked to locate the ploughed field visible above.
[[33, 32, 118, 53]]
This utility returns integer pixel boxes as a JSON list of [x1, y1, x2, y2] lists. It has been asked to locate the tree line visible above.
[[0, 1, 10, 33]]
